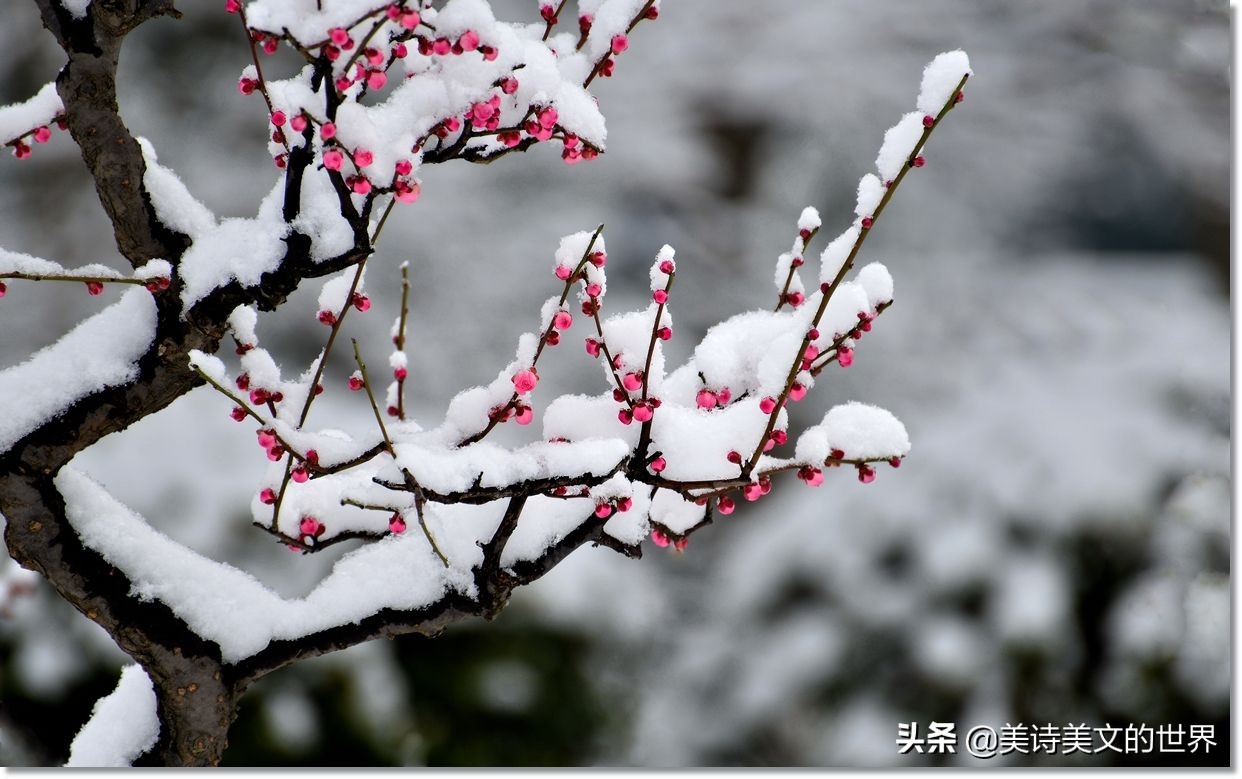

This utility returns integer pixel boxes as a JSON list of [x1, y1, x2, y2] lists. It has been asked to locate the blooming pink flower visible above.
[[512, 368, 538, 394]]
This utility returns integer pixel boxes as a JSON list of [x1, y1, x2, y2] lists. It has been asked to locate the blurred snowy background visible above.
[[0, 0, 1229, 767]]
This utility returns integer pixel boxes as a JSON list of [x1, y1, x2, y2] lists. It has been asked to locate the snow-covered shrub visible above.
[[0, 0, 970, 765]]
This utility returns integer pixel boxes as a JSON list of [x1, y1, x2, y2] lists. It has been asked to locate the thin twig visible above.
[[743, 74, 969, 477], [351, 338, 395, 454]]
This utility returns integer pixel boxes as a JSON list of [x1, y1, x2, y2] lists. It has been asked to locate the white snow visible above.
[[916, 49, 971, 117], [0, 82, 61, 143], [0, 290, 156, 454], [66, 664, 159, 767], [178, 183, 288, 309], [139, 138, 217, 238], [875, 112, 924, 182], [795, 402, 910, 463], [818, 225, 860, 284], [58, 469, 473, 663]]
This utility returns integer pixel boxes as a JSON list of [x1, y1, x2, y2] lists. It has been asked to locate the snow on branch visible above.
[[0, 82, 64, 160], [65, 665, 159, 767], [180, 48, 971, 568], [0, 248, 171, 296], [57, 468, 473, 663], [0, 290, 157, 455]]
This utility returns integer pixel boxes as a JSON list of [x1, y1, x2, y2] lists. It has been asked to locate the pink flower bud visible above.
[[617, 408, 633, 425], [622, 372, 643, 392], [858, 464, 876, 484], [743, 483, 763, 502], [0, 281, 6, 298], [432, 37, 451, 55], [584, 338, 601, 357], [291, 465, 309, 483], [230, 406, 246, 422], [912, 155, 925, 168], [501, 77, 519, 94], [401, 11, 420, 29], [889, 456, 902, 468], [588, 251, 606, 268], [673, 537, 689, 552], [649, 456, 666, 473], [270, 110, 286, 127], [367, 71, 387, 91], [595, 503, 613, 519], [717, 496, 735, 515], [555, 265, 573, 281], [798, 466, 824, 487], [317, 309, 337, 325], [320, 122, 337, 140], [394, 366, 408, 381], [726, 450, 742, 465], [396, 181, 421, 203], [785, 291, 804, 307], [225, 0, 241, 12], [322, 149, 344, 170], [395, 159, 413, 176], [514, 405, 533, 425], [353, 148, 373, 167], [85, 281, 104, 296], [657, 326, 672, 341], [696, 389, 718, 410], [389, 514, 407, 534], [329, 27, 350, 46], [789, 383, 807, 402], [716, 387, 731, 405], [759, 396, 777, 414], [512, 368, 538, 394], [459, 30, 480, 51], [300, 516, 320, 536], [350, 175, 372, 194], [861, 216, 874, 230], [651, 529, 669, 547], [537, 106, 558, 129], [259, 487, 277, 504], [289, 114, 307, 132], [348, 374, 363, 391], [33, 126, 51, 144], [611, 34, 628, 54], [256, 429, 277, 448], [632, 404, 653, 423], [652, 289, 668, 304], [923, 114, 935, 128], [553, 310, 573, 330], [837, 347, 853, 367]]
